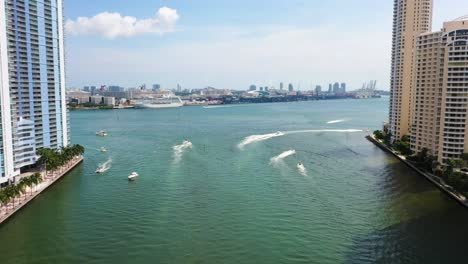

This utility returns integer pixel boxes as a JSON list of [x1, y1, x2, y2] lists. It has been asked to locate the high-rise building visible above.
[[333, 82, 340, 93], [340, 83, 346, 93], [315, 85, 322, 95], [388, 0, 433, 142], [249, 85, 257, 91], [328, 84, 332, 93], [280, 82, 284, 90], [0, 0, 69, 184], [410, 17, 468, 163], [152, 84, 161, 90], [288, 83, 294, 92]]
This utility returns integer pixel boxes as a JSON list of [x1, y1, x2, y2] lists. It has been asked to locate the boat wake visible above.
[[270, 150, 296, 165], [98, 158, 112, 173], [238, 132, 285, 149], [173, 140, 193, 164], [327, 119, 346, 124], [238, 129, 362, 149], [203, 105, 235, 109]]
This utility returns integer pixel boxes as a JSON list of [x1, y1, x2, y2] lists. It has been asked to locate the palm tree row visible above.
[[0, 173, 42, 213], [37, 144, 85, 176]]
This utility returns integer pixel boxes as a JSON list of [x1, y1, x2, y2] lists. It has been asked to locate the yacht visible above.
[[100, 147, 108, 152], [183, 139, 193, 148], [96, 130, 108, 137], [128, 172, 139, 181], [134, 95, 184, 109], [95, 166, 106, 174]]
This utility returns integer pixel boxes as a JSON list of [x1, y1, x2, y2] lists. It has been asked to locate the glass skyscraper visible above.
[[0, 0, 68, 184]]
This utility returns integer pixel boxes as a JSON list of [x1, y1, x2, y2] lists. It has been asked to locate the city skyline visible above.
[[64, 0, 468, 90]]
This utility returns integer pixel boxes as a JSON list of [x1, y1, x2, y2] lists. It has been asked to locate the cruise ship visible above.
[[134, 96, 184, 109]]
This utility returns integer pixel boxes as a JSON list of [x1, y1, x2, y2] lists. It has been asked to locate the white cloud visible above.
[[65, 7, 179, 39]]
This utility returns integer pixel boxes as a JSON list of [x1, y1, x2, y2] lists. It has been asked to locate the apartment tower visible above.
[[411, 17, 468, 162], [389, 0, 432, 142], [0, 0, 68, 184]]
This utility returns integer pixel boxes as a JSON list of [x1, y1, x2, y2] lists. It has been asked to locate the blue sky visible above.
[[65, 0, 468, 90]]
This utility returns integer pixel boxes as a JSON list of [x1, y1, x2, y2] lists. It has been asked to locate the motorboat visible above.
[[100, 147, 108, 152], [183, 139, 193, 148], [95, 166, 106, 174], [96, 130, 108, 137], [297, 162, 305, 171], [128, 172, 139, 181]]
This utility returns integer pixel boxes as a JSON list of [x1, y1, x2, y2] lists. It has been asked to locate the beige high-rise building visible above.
[[389, 0, 433, 142], [411, 17, 468, 163]]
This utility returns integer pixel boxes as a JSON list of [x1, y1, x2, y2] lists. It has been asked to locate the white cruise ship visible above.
[[134, 96, 184, 109]]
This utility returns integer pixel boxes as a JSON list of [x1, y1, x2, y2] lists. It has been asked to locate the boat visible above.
[[100, 147, 108, 152], [96, 130, 108, 137], [134, 95, 184, 109], [297, 162, 305, 171], [183, 139, 193, 148], [95, 166, 106, 174], [128, 172, 139, 181]]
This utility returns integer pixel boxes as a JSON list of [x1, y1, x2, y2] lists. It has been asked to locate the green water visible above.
[[1, 98, 468, 264]]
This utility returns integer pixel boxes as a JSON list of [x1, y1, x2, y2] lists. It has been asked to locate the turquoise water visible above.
[[1, 98, 468, 263]]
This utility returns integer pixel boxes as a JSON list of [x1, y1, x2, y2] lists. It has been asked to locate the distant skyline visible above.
[[65, 0, 468, 91]]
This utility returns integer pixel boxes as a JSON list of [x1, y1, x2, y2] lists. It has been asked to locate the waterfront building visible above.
[[340, 83, 346, 93], [315, 85, 322, 95], [249, 85, 257, 91], [333, 82, 340, 93], [410, 17, 468, 163], [388, 0, 433, 142], [280, 82, 284, 90], [0, 0, 69, 184], [288, 83, 294, 92], [328, 84, 332, 93]]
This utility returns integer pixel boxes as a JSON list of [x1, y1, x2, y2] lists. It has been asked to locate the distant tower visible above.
[[288, 83, 294, 92], [333, 82, 340, 93], [340, 83, 346, 93], [328, 84, 333, 93], [280, 82, 284, 90], [249, 85, 257, 91], [315, 85, 322, 95]]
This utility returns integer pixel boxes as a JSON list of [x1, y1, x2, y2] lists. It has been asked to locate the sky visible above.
[[64, 0, 468, 91]]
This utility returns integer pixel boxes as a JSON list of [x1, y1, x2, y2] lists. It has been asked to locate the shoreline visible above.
[[0, 156, 84, 225], [366, 135, 468, 208]]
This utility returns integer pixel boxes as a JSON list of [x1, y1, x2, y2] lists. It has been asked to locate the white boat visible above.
[[297, 162, 305, 171], [183, 139, 193, 148], [95, 166, 106, 174], [128, 172, 139, 181], [100, 147, 107, 152], [134, 96, 184, 109], [96, 130, 108, 137]]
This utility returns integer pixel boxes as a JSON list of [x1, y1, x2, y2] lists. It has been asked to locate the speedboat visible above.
[[96, 130, 108, 137], [297, 162, 305, 171], [100, 147, 108, 152], [128, 172, 139, 181], [183, 139, 193, 148], [95, 166, 106, 174]]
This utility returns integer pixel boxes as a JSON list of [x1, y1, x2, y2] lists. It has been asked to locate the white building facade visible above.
[[0, 0, 68, 184]]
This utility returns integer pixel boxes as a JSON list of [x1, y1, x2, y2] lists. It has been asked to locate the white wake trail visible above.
[[327, 119, 346, 124], [173, 140, 193, 164], [203, 105, 235, 109], [238, 132, 285, 149], [99, 158, 112, 173], [238, 129, 362, 149], [270, 150, 296, 164]]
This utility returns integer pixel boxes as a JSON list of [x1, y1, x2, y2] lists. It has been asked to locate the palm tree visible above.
[[0, 189, 7, 213]]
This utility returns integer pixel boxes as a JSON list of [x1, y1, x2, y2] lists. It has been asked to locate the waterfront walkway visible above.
[[366, 135, 468, 208], [0, 156, 83, 225]]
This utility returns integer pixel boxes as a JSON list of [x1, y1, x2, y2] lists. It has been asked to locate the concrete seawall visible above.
[[0, 156, 84, 225], [366, 135, 468, 208]]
